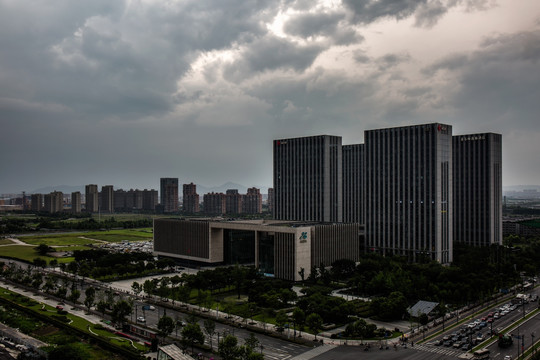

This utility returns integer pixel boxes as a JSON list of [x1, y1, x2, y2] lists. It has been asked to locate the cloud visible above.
[[342, 0, 493, 27], [223, 35, 325, 82], [421, 30, 540, 131], [282, 10, 363, 45]]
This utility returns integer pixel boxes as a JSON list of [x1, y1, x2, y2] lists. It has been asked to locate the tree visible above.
[[157, 315, 175, 343], [49, 259, 58, 268], [306, 313, 323, 340], [203, 319, 216, 350], [96, 300, 108, 316], [298, 267, 305, 283], [36, 243, 51, 256], [33, 257, 47, 268], [111, 299, 132, 325], [292, 308, 305, 337], [275, 311, 288, 333], [244, 333, 259, 353], [181, 322, 205, 354], [84, 287, 96, 312], [218, 335, 241, 360], [131, 281, 142, 296], [68, 289, 81, 304]]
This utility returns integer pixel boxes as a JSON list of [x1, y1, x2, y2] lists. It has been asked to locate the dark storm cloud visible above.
[[283, 11, 362, 45], [342, 0, 493, 27], [223, 35, 325, 82], [422, 30, 540, 130], [342, 0, 429, 23], [0, 0, 282, 123]]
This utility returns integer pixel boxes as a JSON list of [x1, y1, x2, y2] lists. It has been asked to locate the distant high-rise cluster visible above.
[[202, 188, 263, 215]]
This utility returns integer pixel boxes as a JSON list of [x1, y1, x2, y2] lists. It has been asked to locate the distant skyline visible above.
[[1, 0, 539, 193]]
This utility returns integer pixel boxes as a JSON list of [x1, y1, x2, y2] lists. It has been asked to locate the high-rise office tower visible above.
[[243, 187, 262, 214], [365, 123, 453, 264], [226, 189, 243, 214], [71, 192, 81, 213], [160, 178, 179, 213], [273, 135, 342, 222], [101, 185, 114, 213], [343, 144, 365, 224], [85, 184, 98, 212], [453, 133, 502, 247], [183, 183, 200, 213]]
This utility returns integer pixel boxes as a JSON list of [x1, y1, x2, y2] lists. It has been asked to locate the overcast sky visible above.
[[1, 0, 539, 194]]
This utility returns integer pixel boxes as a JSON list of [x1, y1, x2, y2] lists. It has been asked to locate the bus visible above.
[[473, 348, 490, 359]]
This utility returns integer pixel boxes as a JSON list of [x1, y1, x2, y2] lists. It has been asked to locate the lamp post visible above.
[[532, 332, 535, 356]]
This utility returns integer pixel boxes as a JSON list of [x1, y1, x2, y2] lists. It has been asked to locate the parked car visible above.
[[137, 316, 146, 323]]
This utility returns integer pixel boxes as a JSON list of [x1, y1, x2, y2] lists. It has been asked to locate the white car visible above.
[[137, 316, 146, 323], [504, 355, 512, 360]]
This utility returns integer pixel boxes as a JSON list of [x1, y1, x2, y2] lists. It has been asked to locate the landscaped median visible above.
[[0, 286, 147, 359]]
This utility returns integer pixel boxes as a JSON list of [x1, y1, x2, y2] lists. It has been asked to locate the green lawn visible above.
[[0, 239, 14, 245], [20, 235, 101, 246], [83, 229, 153, 242], [0, 245, 73, 263], [17, 229, 152, 246]]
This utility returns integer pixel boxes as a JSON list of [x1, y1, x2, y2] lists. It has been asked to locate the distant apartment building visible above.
[[31, 194, 43, 212], [273, 135, 343, 222], [101, 185, 114, 213], [267, 188, 274, 214], [114, 189, 128, 211], [160, 178, 179, 213], [183, 183, 200, 213], [226, 189, 243, 214], [85, 184, 98, 212], [203, 192, 226, 215], [143, 189, 158, 211], [243, 187, 262, 214], [365, 123, 453, 264], [342, 144, 364, 224], [453, 133, 502, 246], [44, 191, 63, 213], [71, 192, 81, 213]]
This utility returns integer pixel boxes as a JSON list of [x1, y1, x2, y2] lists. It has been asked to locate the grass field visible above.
[[20, 234, 101, 246], [0, 239, 14, 245], [0, 245, 73, 263], [19, 229, 152, 246]]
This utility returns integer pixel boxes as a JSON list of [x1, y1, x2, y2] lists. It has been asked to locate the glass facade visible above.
[[223, 229, 255, 265], [258, 232, 275, 276]]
